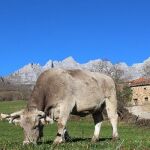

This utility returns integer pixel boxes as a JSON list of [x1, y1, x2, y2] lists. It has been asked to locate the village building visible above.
[[129, 78, 150, 105]]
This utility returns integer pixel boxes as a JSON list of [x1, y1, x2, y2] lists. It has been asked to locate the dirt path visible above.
[[127, 104, 150, 119]]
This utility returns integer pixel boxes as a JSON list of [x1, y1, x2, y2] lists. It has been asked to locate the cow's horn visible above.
[[0, 110, 24, 120], [10, 109, 24, 117], [0, 113, 10, 120], [40, 116, 54, 125], [0, 113, 14, 123]]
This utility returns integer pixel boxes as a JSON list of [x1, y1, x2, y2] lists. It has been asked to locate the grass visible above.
[[0, 100, 150, 150]]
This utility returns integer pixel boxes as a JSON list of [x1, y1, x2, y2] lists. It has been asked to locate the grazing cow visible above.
[[0, 69, 119, 144]]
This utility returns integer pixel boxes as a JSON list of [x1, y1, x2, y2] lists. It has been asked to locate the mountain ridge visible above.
[[5, 56, 150, 85]]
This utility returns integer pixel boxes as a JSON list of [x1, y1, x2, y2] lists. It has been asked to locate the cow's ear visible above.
[[6, 115, 21, 126], [34, 110, 53, 125], [40, 116, 54, 125], [0, 110, 23, 126], [11, 118, 21, 126]]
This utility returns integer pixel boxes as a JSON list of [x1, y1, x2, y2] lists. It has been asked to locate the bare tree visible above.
[[90, 60, 125, 83], [90, 60, 113, 75], [111, 64, 125, 83], [142, 61, 150, 78]]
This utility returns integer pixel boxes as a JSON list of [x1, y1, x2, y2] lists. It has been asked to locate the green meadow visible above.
[[0, 100, 150, 150]]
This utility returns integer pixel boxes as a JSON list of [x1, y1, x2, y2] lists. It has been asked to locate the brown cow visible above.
[[0, 69, 118, 144]]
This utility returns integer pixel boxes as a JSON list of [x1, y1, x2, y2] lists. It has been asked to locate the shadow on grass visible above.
[[70, 137, 113, 142], [38, 137, 113, 145], [37, 140, 53, 145]]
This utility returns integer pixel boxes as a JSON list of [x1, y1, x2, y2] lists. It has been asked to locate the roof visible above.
[[129, 77, 150, 87]]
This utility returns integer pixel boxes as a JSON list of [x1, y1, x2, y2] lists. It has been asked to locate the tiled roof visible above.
[[129, 77, 150, 87]]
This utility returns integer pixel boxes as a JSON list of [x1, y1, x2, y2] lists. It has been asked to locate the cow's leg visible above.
[[54, 121, 71, 144], [54, 118, 68, 144], [53, 101, 74, 144], [92, 111, 103, 142], [105, 95, 119, 139]]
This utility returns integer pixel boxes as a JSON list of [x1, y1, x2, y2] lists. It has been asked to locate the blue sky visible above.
[[0, 0, 150, 76]]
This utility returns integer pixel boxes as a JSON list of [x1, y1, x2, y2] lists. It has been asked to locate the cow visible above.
[[0, 69, 119, 145]]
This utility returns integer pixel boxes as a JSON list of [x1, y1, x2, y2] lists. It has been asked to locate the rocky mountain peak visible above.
[[53, 56, 82, 69], [43, 60, 53, 71], [4, 57, 150, 85]]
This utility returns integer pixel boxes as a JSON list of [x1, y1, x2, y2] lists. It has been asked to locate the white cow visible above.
[[1, 69, 119, 144]]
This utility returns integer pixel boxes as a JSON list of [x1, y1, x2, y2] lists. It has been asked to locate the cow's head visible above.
[[0, 109, 53, 145]]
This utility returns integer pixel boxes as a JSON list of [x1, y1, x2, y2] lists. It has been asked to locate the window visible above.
[[133, 99, 138, 105], [145, 97, 148, 101]]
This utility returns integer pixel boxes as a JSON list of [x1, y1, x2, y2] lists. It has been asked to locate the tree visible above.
[[90, 60, 113, 76], [142, 61, 150, 78], [90, 60, 125, 84], [116, 85, 133, 119], [111, 64, 125, 83], [117, 85, 132, 105]]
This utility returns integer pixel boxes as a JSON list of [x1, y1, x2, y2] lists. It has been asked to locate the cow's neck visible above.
[[27, 97, 46, 112]]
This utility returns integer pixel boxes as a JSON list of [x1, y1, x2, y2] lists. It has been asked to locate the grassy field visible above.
[[0, 100, 150, 150]]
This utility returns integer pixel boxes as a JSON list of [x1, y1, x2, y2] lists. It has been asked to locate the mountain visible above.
[[5, 56, 150, 85], [6, 63, 42, 85]]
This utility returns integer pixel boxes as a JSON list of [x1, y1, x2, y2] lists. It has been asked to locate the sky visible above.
[[0, 0, 150, 76]]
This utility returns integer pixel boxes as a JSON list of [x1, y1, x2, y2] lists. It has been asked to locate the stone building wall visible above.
[[131, 85, 150, 105]]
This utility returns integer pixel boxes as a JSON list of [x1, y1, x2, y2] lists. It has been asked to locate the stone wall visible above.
[[131, 85, 150, 105]]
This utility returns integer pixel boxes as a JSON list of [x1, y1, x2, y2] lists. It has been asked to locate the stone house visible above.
[[129, 78, 150, 105]]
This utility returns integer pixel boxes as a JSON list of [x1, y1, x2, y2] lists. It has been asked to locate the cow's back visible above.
[[66, 70, 115, 112], [29, 69, 115, 113]]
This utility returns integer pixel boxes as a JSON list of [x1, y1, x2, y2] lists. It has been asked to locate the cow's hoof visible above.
[[23, 141, 30, 145], [53, 137, 64, 145], [91, 136, 99, 143], [112, 136, 119, 141], [23, 141, 36, 145]]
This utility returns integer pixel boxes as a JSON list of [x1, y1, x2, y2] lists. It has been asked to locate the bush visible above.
[[116, 84, 132, 119], [0, 80, 32, 101]]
